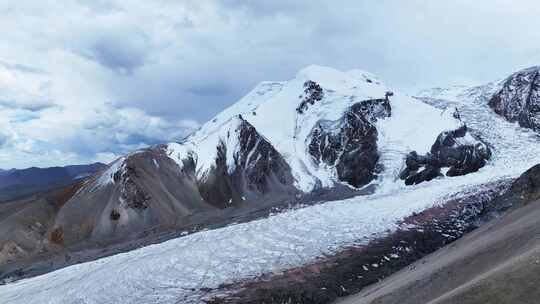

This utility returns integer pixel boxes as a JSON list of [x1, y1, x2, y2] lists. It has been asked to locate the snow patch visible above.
[[167, 117, 244, 178], [94, 157, 125, 189]]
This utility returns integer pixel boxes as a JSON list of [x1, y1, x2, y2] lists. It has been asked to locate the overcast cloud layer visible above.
[[1, 0, 540, 168]]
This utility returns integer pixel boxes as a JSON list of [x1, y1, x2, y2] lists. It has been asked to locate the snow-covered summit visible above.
[[19, 65, 474, 259], [166, 65, 462, 192]]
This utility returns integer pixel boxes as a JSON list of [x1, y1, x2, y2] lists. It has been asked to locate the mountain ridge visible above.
[[0, 64, 481, 268], [0, 163, 106, 202], [1, 65, 528, 303]]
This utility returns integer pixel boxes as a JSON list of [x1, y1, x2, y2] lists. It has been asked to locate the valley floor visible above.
[[1, 90, 540, 303]]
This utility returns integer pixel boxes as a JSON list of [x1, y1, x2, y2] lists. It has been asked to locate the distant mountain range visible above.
[[0, 163, 106, 202]]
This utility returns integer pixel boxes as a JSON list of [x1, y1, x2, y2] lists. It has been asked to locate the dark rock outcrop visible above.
[[198, 117, 297, 208], [115, 165, 151, 210], [485, 164, 540, 215], [309, 99, 391, 188], [234, 118, 296, 194], [400, 124, 491, 185], [507, 163, 540, 203], [489, 66, 540, 131], [297, 80, 324, 114]]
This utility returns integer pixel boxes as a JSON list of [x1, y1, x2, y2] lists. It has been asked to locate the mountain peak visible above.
[[296, 65, 383, 91], [511, 65, 540, 76]]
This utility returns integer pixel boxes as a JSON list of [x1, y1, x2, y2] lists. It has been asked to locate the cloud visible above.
[[216, 0, 305, 16], [73, 29, 150, 74], [0, 56, 198, 168], [0, 65, 56, 112], [1, 0, 540, 168], [0, 100, 199, 168], [0, 99, 55, 112], [0, 132, 10, 148], [186, 82, 231, 97], [0, 60, 47, 75]]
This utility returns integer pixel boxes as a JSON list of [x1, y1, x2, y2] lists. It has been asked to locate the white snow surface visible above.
[[93, 157, 125, 189], [167, 117, 244, 177], [3, 67, 540, 304], [167, 65, 461, 191]]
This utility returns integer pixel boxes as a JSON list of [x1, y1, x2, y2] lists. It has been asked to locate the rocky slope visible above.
[[488, 66, 540, 131], [48, 116, 300, 248], [308, 98, 391, 187], [337, 165, 540, 304]]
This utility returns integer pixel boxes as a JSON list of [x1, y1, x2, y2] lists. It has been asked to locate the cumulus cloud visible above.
[[0, 47, 198, 168], [0, 65, 55, 112], [0, 99, 199, 168], [0, 0, 539, 168], [72, 29, 150, 74], [0, 60, 47, 75]]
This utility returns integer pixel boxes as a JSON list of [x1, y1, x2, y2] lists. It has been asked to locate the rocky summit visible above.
[[489, 66, 540, 131]]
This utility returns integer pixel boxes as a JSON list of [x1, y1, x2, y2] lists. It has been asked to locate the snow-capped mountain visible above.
[[46, 65, 486, 246], [168, 66, 399, 192], [118, 66, 473, 190], [0, 66, 488, 265], [417, 66, 540, 134], [2, 65, 540, 304]]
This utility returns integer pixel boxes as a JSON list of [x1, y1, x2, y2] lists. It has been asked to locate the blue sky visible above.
[[1, 0, 540, 168]]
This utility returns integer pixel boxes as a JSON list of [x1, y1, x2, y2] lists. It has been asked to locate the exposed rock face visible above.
[[233, 118, 296, 194], [486, 164, 540, 214], [489, 66, 540, 131], [48, 149, 212, 247], [43, 116, 297, 246], [114, 165, 151, 210], [309, 99, 391, 187], [400, 123, 491, 185], [507, 163, 540, 203], [197, 117, 297, 208], [297, 80, 324, 114]]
